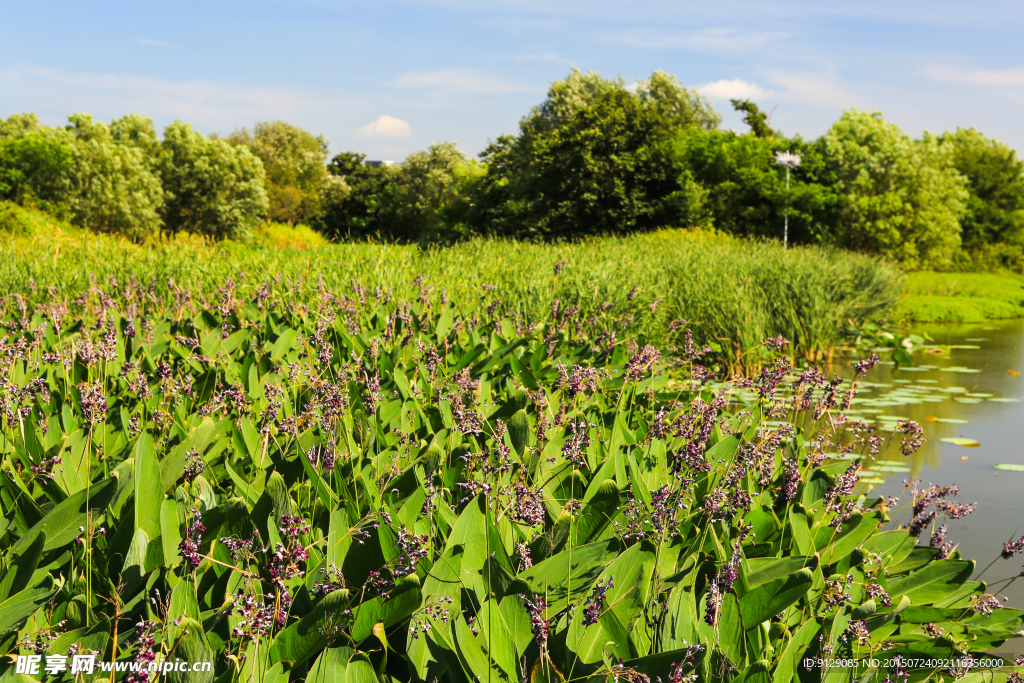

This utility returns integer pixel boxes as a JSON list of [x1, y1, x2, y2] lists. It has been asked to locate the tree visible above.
[[730, 99, 773, 138], [940, 127, 1024, 267], [62, 114, 164, 240], [226, 120, 337, 224], [0, 112, 42, 139], [0, 113, 163, 240], [319, 152, 397, 240], [637, 70, 721, 132], [475, 70, 716, 238], [159, 121, 268, 240], [671, 129, 840, 244], [824, 110, 968, 268], [0, 132, 74, 207], [390, 142, 482, 241]]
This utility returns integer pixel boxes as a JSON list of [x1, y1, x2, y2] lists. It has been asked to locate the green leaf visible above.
[[166, 617, 215, 683], [994, 463, 1024, 472], [508, 409, 530, 459], [571, 479, 620, 546], [307, 646, 354, 683], [743, 555, 818, 590], [887, 559, 975, 604], [739, 568, 814, 628], [350, 574, 422, 641], [11, 476, 116, 554], [816, 510, 883, 566], [300, 443, 340, 508], [269, 589, 351, 665], [344, 653, 380, 683], [0, 530, 44, 601], [134, 433, 163, 538], [517, 538, 621, 615], [0, 583, 56, 635], [271, 327, 297, 362]]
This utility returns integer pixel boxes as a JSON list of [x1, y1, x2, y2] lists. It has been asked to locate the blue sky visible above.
[[3, 1, 1023, 160]]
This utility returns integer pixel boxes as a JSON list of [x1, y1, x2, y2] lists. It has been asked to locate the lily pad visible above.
[[989, 397, 1021, 403], [872, 464, 911, 473], [940, 437, 980, 448], [994, 464, 1024, 472], [935, 418, 970, 424]]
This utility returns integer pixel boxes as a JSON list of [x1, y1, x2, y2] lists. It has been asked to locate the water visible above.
[[851, 319, 1024, 644]]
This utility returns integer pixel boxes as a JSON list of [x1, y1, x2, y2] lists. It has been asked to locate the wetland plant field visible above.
[[1, 258, 1023, 683]]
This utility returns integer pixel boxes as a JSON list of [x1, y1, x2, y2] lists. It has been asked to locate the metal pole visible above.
[[784, 166, 790, 249]]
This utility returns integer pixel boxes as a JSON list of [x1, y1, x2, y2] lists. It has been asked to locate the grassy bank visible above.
[[899, 271, 1024, 322], [0, 205, 900, 365]]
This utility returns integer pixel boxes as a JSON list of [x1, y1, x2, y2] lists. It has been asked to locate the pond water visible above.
[[848, 319, 1024, 635]]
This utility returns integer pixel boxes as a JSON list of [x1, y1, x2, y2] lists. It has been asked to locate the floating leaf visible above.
[[994, 464, 1024, 472], [940, 438, 980, 448]]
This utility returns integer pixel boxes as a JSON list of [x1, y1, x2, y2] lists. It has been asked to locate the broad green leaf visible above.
[[11, 476, 116, 555], [739, 568, 814, 627], [161, 498, 183, 569], [350, 574, 422, 641], [134, 433, 163, 538], [344, 653, 380, 683], [743, 555, 818, 590], [0, 530, 44, 601], [887, 559, 974, 604], [269, 589, 351, 665], [517, 538, 621, 615], [308, 646, 354, 683], [508, 409, 529, 458], [166, 617, 215, 683], [271, 327, 297, 361], [571, 479, 619, 546], [0, 583, 56, 635]]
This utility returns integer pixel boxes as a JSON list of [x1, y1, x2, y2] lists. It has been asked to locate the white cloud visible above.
[[132, 38, 177, 47], [0, 65, 315, 129], [355, 115, 411, 138], [926, 65, 1024, 87], [761, 70, 860, 109], [697, 79, 770, 100], [391, 69, 536, 95], [598, 27, 790, 53]]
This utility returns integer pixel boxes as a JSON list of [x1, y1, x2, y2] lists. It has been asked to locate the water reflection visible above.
[[846, 320, 1024, 644]]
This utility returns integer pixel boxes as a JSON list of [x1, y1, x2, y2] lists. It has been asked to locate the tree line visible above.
[[2, 69, 1023, 269]]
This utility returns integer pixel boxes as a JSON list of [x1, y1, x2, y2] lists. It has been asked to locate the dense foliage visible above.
[[0, 114, 268, 242], [941, 128, 1024, 270], [0, 271, 1021, 682], [226, 121, 348, 226], [823, 111, 969, 269], [0, 222, 901, 366], [472, 70, 716, 239]]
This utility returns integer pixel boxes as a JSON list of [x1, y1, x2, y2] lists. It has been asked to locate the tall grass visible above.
[[0, 223, 901, 365]]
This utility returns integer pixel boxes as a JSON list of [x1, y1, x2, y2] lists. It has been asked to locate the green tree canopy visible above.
[[824, 110, 968, 268], [226, 120, 337, 224], [319, 152, 397, 240], [475, 70, 716, 238], [671, 129, 840, 244], [730, 99, 773, 138], [159, 121, 268, 240], [0, 113, 163, 240], [941, 127, 1024, 266], [62, 114, 164, 240]]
